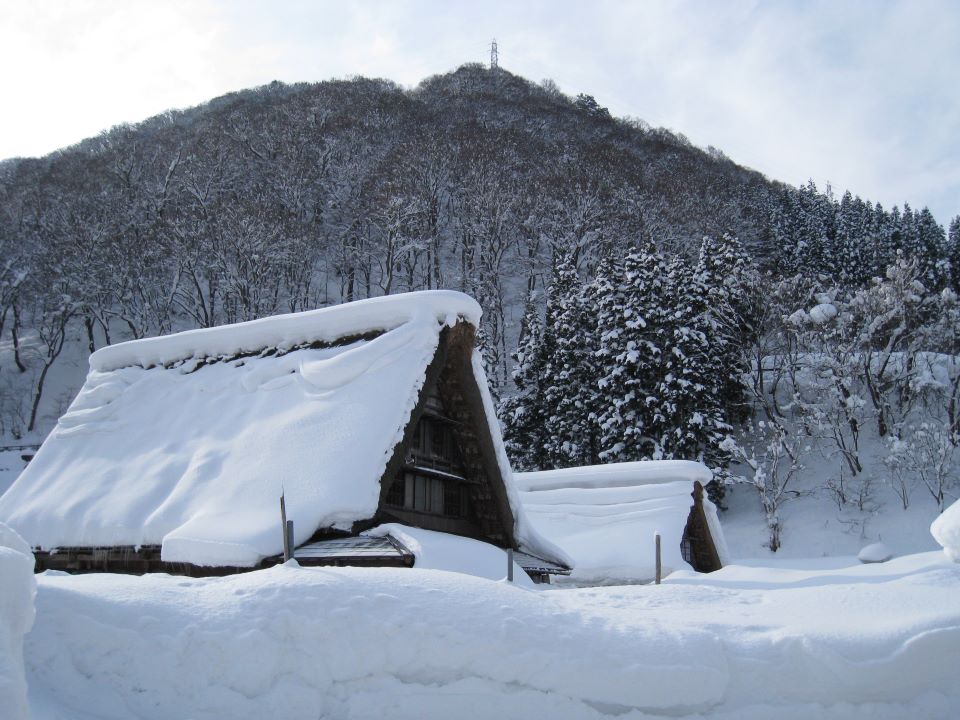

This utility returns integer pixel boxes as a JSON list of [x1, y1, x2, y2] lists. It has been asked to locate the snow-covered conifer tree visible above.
[[834, 192, 871, 285], [541, 254, 602, 468], [696, 233, 759, 426], [499, 292, 550, 471], [659, 252, 730, 468], [949, 215, 960, 293], [594, 241, 667, 462]]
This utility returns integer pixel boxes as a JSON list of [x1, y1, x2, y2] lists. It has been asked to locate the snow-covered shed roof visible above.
[[0, 291, 562, 568], [513, 461, 729, 584]]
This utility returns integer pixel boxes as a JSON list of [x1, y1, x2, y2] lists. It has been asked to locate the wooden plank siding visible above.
[[680, 481, 723, 573]]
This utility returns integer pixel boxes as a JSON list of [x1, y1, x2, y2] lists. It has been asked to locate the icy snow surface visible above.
[[25, 552, 960, 720], [930, 498, 960, 562], [0, 292, 507, 567], [514, 461, 728, 584], [0, 523, 35, 720]]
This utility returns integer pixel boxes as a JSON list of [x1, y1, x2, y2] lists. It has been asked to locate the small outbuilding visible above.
[[513, 460, 729, 585], [0, 291, 569, 582]]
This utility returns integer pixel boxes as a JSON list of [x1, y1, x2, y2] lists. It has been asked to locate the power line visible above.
[[490, 38, 499, 70]]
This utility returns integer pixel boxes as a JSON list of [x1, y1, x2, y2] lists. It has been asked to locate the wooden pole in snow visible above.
[[281, 493, 291, 562], [507, 549, 514, 582], [286, 520, 295, 563], [655, 533, 662, 585]]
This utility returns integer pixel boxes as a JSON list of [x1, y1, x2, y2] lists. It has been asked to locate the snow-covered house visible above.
[[513, 461, 728, 585], [0, 291, 569, 582]]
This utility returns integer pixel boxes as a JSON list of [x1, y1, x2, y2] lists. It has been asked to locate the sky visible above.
[[0, 0, 957, 224]]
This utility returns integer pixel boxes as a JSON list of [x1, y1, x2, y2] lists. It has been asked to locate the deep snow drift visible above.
[[0, 523, 36, 720], [25, 552, 960, 720]]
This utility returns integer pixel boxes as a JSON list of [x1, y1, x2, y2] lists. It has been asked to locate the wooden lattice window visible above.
[[386, 472, 468, 518], [409, 416, 458, 469]]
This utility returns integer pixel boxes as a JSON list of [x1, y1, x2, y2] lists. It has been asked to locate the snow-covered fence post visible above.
[[280, 494, 291, 562], [286, 520, 295, 562], [507, 549, 514, 582], [655, 533, 662, 585]]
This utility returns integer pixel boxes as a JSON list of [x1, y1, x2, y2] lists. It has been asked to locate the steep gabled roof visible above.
[[0, 291, 564, 569]]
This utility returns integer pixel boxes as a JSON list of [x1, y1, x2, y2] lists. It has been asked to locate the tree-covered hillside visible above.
[[0, 64, 956, 495]]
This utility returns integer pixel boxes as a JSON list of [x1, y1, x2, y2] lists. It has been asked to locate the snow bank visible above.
[[0, 293, 483, 566], [638, 552, 960, 712], [364, 524, 534, 586], [931, 499, 960, 562], [27, 566, 728, 719], [25, 553, 960, 719], [0, 523, 36, 720], [514, 461, 725, 584]]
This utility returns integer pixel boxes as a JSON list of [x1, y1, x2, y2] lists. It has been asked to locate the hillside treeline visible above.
[[0, 64, 956, 458]]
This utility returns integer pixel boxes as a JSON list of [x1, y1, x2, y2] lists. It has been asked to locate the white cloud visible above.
[[0, 0, 956, 223]]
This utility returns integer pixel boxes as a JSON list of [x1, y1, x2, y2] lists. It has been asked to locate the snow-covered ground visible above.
[[0, 523, 36, 720], [20, 549, 960, 720], [721, 481, 945, 560]]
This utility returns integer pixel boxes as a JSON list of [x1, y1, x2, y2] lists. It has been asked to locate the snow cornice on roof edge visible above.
[[89, 290, 483, 373], [513, 460, 713, 492]]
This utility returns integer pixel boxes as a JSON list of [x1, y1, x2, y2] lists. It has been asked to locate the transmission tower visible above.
[[490, 39, 499, 69]]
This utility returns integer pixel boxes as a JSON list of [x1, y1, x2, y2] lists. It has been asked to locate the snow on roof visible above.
[[90, 290, 482, 372], [513, 461, 728, 584], [0, 291, 546, 568], [513, 459, 713, 492], [470, 351, 573, 569]]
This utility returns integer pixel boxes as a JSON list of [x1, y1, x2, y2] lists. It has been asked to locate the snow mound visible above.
[[787, 302, 839, 326], [0, 522, 36, 720], [514, 461, 725, 584], [859, 542, 893, 564], [931, 499, 960, 562], [364, 524, 534, 586]]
